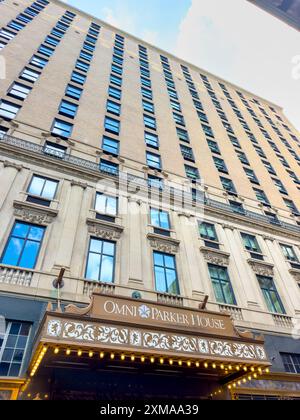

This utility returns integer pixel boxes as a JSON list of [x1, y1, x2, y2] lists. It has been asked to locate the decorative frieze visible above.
[[248, 259, 274, 277], [87, 218, 124, 241], [147, 233, 180, 254], [13, 200, 58, 225], [289, 269, 300, 282], [200, 247, 230, 266]]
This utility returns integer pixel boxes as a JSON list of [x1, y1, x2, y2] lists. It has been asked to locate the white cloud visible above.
[[175, 0, 300, 131], [101, 6, 136, 33]]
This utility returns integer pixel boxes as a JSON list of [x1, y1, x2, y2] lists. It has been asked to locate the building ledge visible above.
[[13, 200, 58, 225], [247, 259, 274, 277], [200, 246, 230, 267], [147, 233, 181, 253], [86, 218, 124, 240]]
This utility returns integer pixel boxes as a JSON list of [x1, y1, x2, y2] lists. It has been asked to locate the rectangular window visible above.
[[207, 140, 220, 155], [0, 29, 16, 40], [108, 86, 121, 100], [272, 178, 288, 195], [100, 160, 119, 176], [170, 100, 181, 112], [281, 353, 300, 374], [153, 252, 179, 295], [237, 152, 249, 165], [145, 132, 159, 149], [202, 124, 214, 138], [0, 101, 20, 120], [20, 68, 40, 83], [45, 35, 59, 47], [185, 165, 200, 181], [263, 161, 277, 175], [284, 199, 299, 215], [0, 321, 31, 377], [75, 60, 89, 72], [104, 117, 120, 135], [43, 141, 67, 159], [80, 50, 93, 62], [110, 74, 122, 87], [254, 188, 270, 206], [146, 152, 161, 169], [208, 264, 237, 305], [180, 145, 194, 162], [141, 87, 153, 100], [51, 118, 73, 138], [142, 100, 154, 114], [111, 64, 122, 75], [173, 112, 185, 126], [257, 276, 285, 314], [281, 244, 299, 262], [214, 157, 228, 174], [27, 175, 58, 201], [102, 136, 119, 155], [30, 55, 48, 68], [144, 115, 156, 130], [150, 208, 170, 230], [65, 84, 82, 100], [241, 233, 262, 255], [71, 71, 86, 85], [177, 127, 189, 143], [199, 223, 219, 249], [59, 100, 78, 118], [244, 168, 259, 184], [220, 177, 237, 195], [106, 100, 121, 116], [8, 83, 31, 100], [1, 222, 45, 269], [38, 44, 54, 57], [95, 193, 118, 217], [85, 238, 115, 283]]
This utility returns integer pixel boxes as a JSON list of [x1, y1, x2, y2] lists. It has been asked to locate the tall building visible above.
[[0, 0, 300, 401], [247, 0, 300, 30]]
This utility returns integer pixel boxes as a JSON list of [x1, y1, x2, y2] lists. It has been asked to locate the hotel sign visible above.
[[90, 294, 238, 339]]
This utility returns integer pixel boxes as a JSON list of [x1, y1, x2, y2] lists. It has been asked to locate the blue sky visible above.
[[64, 0, 300, 131]]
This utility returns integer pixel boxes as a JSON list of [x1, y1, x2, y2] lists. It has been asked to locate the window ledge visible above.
[[147, 233, 180, 254], [86, 218, 124, 241], [13, 200, 58, 225]]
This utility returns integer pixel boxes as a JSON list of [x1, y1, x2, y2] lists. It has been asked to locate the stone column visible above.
[[0, 161, 23, 209], [127, 197, 144, 287], [53, 180, 87, 271]]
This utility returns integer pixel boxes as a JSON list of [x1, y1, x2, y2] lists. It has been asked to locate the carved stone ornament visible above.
[[87, 218, 124, 241], [147, 233, 180, 254], [3, 161, 23, 171], [248, 259, 274, 277], [71, 180, 88, 189], [13, 200, 58, 225], [200, 247, 230, 266], [289, 269, 300, 282]]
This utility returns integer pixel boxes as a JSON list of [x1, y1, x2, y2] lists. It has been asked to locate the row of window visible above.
[[0, 0, 49, 50]]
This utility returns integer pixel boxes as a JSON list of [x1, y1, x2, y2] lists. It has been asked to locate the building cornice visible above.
[[13, 201, 58, 225]]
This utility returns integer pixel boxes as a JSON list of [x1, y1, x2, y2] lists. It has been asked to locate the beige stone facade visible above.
[[0, 0, 300, 400]]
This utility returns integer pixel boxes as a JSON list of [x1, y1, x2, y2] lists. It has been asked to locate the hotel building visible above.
[[0, 0, 299, 400]]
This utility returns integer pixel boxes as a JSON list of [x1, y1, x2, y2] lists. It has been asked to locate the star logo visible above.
[[138, 305, 151, 319]]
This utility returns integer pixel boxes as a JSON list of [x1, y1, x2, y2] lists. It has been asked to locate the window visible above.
[[8, 83, 31, 100], [38, 44, 54, 57], [43, 141, 66, 159], [180, 145, 194, 162], [51, 119, 73, 138], [80, 50, 93, 62], [65, 84, 82, 100], [237, 152, 249, 165], [150, 208, 170, 230], [111, 64, 122, 75], [241, 233, 262, 257], [272, 178, 288, 195], [177, 127, 189, 143], [257, 276, 285, 314], [20, 68, 40, 83], [281, 244, 299, 263], [1, 222, 45, 269], [230, 201, 245, 215], [148, 175, 164, 190], [214, 157, 228, 174], [0, 101, 20, 120], [145, 132, 159, 149], [141, 87, 152, 100], [220, 177, 237, 195], [0, 321, 31, 377], [173, 112, 185, 126], [153, 252, 179, 295], [207, 140, 220, 155], [30, 55, 48, 68], [254, 188, 270, 206], [185, 165, 200, 181], [27, 175, 58, 201], [102, 136, 119, 155], [110, 74, 122, 87], [75, 60, 89, 72], [45, 35, 59, 47], [244, 168, 259, 184], [59, 100, 78, 118], [108, 86, 121, 100], [202, 124, 214, 138], [146, 152, 161, 170], [284, 199, 299, 215], [0, 29, 16, 41], [199, 222, 219, 249], [208, 264, 237, 305], [85, 238, 115, 283], [263, 161, 277, 175], [95, 193, 118, 216], [197, 111, 208, 123], [281, 353, 300, 374], [104, 117, 120, 135], [71, 71, 86, 85], [142, 100, 154, 114], [170, 100, 181, 112], [144, 115, 156, 130], [100, 160, 119, 176], [106, 100, 120, 116], [0, 126, 8, 138]]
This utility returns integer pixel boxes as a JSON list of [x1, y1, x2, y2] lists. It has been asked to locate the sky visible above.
[[64, 0, 300, 131]]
